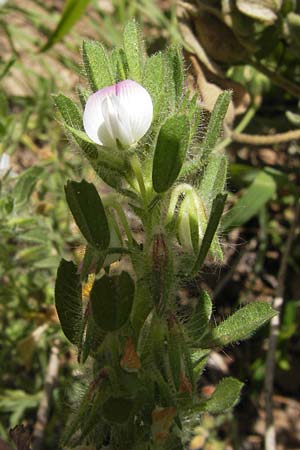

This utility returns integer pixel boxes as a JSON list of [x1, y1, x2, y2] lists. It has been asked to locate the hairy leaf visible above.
[[201, 301, 277, 347], [200, 377, 244, 414], [82, 40, 114, 91], [65, 180, 110, 250], [90, 272, 135, 331], [55, 259, 82, 345], [152, 115, 190, 193]]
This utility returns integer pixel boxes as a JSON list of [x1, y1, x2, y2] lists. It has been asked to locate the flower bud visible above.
[[177, 190, 207, 254], [83, 79, 153, 148]]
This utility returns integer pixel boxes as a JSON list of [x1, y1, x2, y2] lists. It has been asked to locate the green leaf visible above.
[[55, 259, 83, 345], [192, 350, 210, 379], [167, 46, 184, 106], [54, 93, 98, 159], [199, 154, 228, 206], [152, 115, 190, 193], [187, 291, 212, 342], [286, 110, 300, 126], [65, 180, 110, 250], [82, 40, 114, 91], [41, 0, 91, 52], [143, 52, 168, 122], [14, 167, 44, 209], [123, 19, 144, 82], [102, 397, 134, 424], [201, 91, 231, 164], [111, 47, 129, 81], [201, 302, 277, 347], [64, 124, 94, 144], [192, 193, 227, 275], [200, 377, 244, 414], [90, 272, 135, 331], [54, 94, 124, 187], [54, 93, 82, 129], [82, 315, 106, 363], [222, 171, 276, 231], [0, 57, 15, 81]]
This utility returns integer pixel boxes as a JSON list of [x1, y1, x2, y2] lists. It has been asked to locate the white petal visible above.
[[101, 95, 133, 146], [83, 86, 115, 146], [83, 80, 153, 148], [116, 80, 153, 142]]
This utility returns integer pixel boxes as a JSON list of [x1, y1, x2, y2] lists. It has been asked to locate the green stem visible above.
[[129, 153, 147, 203], [215, 103, 258, 151], [105, 200, 134, 247]]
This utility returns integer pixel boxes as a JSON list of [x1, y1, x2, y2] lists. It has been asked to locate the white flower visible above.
[[83, 79, 153, 148], [0, 153, 10, 175]]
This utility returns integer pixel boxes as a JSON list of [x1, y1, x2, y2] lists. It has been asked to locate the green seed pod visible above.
[[177, 189, 207, 255]]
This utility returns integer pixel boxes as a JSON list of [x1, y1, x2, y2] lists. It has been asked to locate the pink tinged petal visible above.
[[83, 91, 106, 145], [116, 80, 153, 142], [83, 80, 153, 147]]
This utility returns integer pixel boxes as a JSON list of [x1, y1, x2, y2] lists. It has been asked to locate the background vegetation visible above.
[[0, 1, 299, 449]]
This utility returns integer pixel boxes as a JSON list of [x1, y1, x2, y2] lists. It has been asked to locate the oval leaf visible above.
[[82, 40, 114, 91], [90, 271, 135, 331], [152, 115, 190, 193], [222, 171, 276, 231], [65, 179, 110, 250], [14, 167, 44, 209], [200, 377, 244, 414], [55, 259, 83, 345], [123, 19, 144, 82], [102, 397, 134, 424], [201, 301, 277, 348]]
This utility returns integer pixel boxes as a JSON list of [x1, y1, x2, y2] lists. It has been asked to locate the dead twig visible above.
[[32, 341, 60, 450], [264, 197, 300, 450], [232, 129, 300, 145]]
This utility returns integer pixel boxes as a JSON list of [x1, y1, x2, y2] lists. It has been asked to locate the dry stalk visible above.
[[264, 197, 300, 450], [32, 341, 60, 450]]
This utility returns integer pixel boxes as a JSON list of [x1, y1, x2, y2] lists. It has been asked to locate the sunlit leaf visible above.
[[222, 171, 276, 231], [41, 0, 91, 52]]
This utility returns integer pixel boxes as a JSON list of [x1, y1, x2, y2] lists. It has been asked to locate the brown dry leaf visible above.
[[177, 2, 223, 76], [120, 336, 141, 372], [9, 425, 31, 450], [189, 55, 251, 126], [189, 56, 235, 126], [151, 406, 177, 443], [179, 371, 193, 394], [194, 12, 248, 63]]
